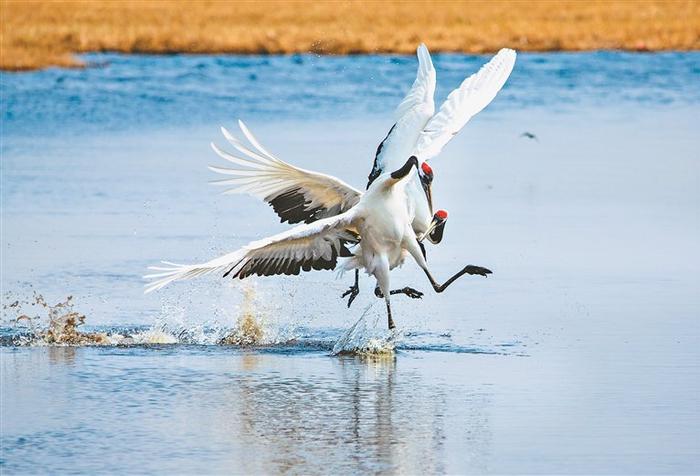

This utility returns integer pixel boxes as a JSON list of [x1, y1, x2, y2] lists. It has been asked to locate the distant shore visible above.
[[2, 0, 698, 71]]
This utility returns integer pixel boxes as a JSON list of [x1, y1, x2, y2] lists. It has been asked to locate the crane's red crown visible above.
[[421, 162, 433, 176], [435, 209, 448, 220]]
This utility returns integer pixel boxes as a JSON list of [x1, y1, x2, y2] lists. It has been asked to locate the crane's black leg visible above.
[[423, 265, 492, 293], [374, 285, 424, 300], [341, 269, 360, 308], [386, 298, 395, 330]]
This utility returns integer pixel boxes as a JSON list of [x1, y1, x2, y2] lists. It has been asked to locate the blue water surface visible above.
[[2, 51, 699, 137], [1, 51, 699, 474]]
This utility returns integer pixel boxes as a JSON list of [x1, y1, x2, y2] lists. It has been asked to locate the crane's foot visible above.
[[341, 283, 360, 308], [463, 265, 492, 277], [396, 287, 424, 299], [374, 286, 424, 299], [428, 264, 493, 293]]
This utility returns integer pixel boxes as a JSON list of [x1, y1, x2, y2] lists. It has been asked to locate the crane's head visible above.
[[425, 209, 448, 244], [418, 160, 434, 211], [420, 161, 434, 181]]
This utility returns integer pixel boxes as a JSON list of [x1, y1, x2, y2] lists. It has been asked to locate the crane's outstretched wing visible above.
[[413, 48, 516, 162], [144, 211, 359, 293], [211, 120, 362, 224], [392, 43, 436, 124], [366, 43, 436, 187]]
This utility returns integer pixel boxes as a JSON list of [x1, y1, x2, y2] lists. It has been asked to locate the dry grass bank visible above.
[[1, 0, 699, 71]]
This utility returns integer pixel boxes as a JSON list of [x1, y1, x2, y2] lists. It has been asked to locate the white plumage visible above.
[[372, 46, 515, 176], [412, 48, 517, 162], [392, 43, 436, 124]]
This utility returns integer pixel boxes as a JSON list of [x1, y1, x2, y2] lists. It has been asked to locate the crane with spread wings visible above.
[[145, 44, 516, 330]]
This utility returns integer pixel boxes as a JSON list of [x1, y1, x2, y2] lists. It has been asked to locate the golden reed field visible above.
[[1, 0, 699, 71]]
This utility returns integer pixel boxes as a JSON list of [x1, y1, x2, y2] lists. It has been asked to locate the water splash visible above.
[[219, 283, 269, 345], [1, 286, 299, 347], [1, 290, 525, 356], [332, 305, 398, 356], [149, 282, 299, 346], [3, 292, 110, 345]]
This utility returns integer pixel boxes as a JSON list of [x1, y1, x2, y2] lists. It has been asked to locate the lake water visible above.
[[1, 52, 699, 474]]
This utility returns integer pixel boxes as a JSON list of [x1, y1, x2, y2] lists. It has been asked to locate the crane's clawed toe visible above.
[[374, 286, 424, 299], [400, 287, 424, 299], [342, 284, 360, 308], [464, 265, 493, 277]]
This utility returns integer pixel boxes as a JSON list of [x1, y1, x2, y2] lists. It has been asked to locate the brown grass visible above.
[[1, 0, 699, 71]]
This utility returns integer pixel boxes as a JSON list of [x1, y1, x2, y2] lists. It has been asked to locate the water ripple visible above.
[[2, 52, 698, 137]]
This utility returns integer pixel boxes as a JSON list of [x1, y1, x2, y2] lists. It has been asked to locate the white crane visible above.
[[145, 156, 490, 329], [204, 44, 516, 305], [144, 44, 517, 330], [348, 43, 516, 304]]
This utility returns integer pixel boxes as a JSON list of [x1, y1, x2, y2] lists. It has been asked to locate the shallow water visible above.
[[1, 52, 699, 474]]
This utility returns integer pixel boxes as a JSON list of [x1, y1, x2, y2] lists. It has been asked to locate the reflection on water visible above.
[[1, 347, 493, 474], [47, 346, 77, 366], [226, 355, 453, 474]]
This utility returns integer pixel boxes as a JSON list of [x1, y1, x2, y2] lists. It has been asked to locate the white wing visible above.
[[393, 43, 436, 123], [367, 43, 436, 186], [413, 48, 516, 162], [211, 120, 362, 224], [144, 211, 359, 293]]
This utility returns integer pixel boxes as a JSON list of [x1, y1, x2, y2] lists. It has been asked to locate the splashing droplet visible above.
[[332, 305, 397, 356]]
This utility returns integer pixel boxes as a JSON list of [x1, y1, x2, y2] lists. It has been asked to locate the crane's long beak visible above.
[[423, 183, 433, 212]]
